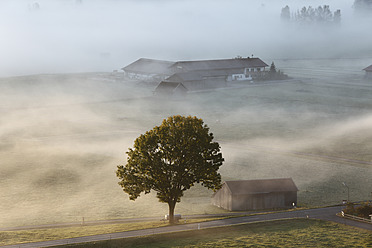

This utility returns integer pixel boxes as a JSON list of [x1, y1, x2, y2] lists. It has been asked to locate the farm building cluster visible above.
[[121, 59, 372, 97], [212, 178, 298, 211], [122, 57, 269, 95]]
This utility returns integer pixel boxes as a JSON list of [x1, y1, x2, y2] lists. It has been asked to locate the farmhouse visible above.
[[122, 57, 269, 91], [169, 58, 268, 81], [363, 64, 372, 80], [212, 178, 298, 211]]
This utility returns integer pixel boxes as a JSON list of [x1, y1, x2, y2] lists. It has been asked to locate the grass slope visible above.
[[54, 219, 372, 248], [0, 218, 219, 246]]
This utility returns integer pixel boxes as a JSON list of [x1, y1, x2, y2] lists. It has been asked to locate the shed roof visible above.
[[154, 81, 188, 94], [224, 178, 298, 195], [172, 58, 268, 72], [363, 65, 372, 72], [122, 58, 174, 75]]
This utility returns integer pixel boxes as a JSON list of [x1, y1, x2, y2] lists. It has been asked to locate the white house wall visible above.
[[231, 74, 253, 81]]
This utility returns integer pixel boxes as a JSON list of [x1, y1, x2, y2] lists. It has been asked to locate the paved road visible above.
[[1, 206, 371, 248]]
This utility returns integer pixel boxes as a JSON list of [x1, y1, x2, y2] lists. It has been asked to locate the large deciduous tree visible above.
[[116, 115, 224, 224]]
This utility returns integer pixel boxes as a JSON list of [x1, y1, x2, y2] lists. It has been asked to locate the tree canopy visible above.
[[280, 5, 290, 21], [269, 62, 277, 75], [281, 5, 341, 25], [116, 115, 224, 223]]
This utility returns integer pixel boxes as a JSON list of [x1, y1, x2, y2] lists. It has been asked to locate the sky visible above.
[[0, 0, 371, 76]]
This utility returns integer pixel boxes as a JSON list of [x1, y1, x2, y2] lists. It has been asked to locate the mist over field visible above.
[[1, 70, 372, 227], [0, 0, 372, 228]]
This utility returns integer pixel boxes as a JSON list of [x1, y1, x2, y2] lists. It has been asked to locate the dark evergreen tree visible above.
[[270, 62, 277, 74], [292, 5, 341, 25], [281, 5, 290, 21], [334, 10, 341, 24]]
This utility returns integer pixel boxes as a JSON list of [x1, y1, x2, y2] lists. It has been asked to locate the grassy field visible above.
[[0, 58, 372, 227], [52, 219, 372, 248], [0, 217, 221, 246]]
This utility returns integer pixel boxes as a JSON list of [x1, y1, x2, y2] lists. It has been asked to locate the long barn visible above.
[[122, 57, 268, 91], [212, 178, 298, 211]]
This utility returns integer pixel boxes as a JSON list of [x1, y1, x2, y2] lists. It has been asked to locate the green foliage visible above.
[[344, 201, 372, 218], [116, 115, 224, 223], [269, 62, 277, 74], [258, 62, 288, 81], [282, 5, 341, 25], [355, 202, 372, 218], [343, 202, 356, 215]]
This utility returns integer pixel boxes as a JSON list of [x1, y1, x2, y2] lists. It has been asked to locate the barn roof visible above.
[[363, 65, 372, 72], [172, 58, 268, 72], [122, 58, 174, 75], [165, 70, 234, 82], [154, 81, 188, 94], [224, 178, 298, 195], [122, 57, 268, 76]]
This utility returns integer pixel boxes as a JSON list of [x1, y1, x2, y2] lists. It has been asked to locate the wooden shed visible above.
[[363, 65, 372, 80], [212, 178, 298, 211], [164, 70, 228, 91], [154, 81, 188, 98]]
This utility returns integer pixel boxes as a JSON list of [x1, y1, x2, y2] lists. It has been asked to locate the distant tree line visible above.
[[281, 5, 341, 25], [353, 0, 372, 15], [258, 62, 289, 81]]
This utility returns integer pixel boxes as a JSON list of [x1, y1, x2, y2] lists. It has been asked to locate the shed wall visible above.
[[365, 71, 372, 79], [229, 191, 297, 211], [183, 78, 227, 91], [211, 185, 232, 210]]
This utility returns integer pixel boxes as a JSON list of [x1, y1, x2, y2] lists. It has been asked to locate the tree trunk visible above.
[[168, 201, 176, 224]]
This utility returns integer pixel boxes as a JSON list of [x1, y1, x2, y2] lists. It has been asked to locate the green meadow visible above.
[[53, 219, 372, 248]]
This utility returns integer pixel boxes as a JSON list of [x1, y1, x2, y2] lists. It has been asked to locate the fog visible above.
[[1, 71, 372, 227], [1, 0, 372, 228], [0, 0, 371, 76]]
